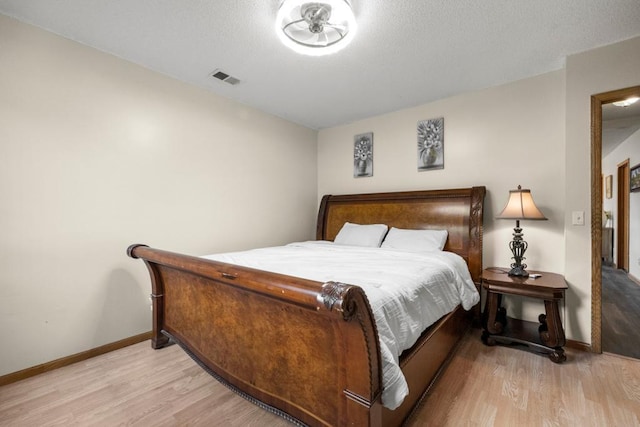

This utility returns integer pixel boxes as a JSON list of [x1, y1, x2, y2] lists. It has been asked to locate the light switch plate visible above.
[[572, 211, 585, 226]]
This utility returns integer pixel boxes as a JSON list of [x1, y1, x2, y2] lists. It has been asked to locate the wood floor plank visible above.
[[1, 331, 640, 426], [405, 331, 640, 427]]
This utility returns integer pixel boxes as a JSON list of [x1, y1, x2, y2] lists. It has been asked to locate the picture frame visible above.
[[631, 163, 640, 192], [417, 117, 444, 171], [605, 175, 612, 199], [354, 132, 373, 177]]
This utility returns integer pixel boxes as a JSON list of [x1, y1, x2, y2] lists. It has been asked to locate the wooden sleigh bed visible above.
[[128, 186, 485, 426]]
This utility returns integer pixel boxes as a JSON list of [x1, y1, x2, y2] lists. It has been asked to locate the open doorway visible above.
[[593, 86, 640, 358]]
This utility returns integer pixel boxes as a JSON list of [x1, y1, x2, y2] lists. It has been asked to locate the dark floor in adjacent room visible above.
[[602, 265, 640, 359]]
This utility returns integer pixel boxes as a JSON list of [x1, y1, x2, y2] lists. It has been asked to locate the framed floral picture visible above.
[[631, 163, 640, 192], [354, 132, 373, 177], [417, 117, 444, 171]]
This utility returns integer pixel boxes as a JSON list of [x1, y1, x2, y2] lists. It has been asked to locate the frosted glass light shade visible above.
[[275, 0, 357, 56]]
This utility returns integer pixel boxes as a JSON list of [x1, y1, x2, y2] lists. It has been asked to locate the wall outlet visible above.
[[572, 211, 585, 226]]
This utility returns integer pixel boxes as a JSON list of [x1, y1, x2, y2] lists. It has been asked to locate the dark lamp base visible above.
[[507, 222, 530, 278], [508, 265, 529, 278]]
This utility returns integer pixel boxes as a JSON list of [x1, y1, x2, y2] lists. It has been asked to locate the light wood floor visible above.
[[1, 330, 639, 426]]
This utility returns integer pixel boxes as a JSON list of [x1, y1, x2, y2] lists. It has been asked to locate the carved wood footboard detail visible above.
[[163, 329, 307, 426]]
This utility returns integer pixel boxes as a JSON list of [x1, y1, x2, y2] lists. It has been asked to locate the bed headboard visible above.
[[316, 187, 486, 284]]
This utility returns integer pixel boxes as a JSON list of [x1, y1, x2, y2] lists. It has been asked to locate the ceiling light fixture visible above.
[[612, 97, 639, 107], [275, 0, 357, 56]]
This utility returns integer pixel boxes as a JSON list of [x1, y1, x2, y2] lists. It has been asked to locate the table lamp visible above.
[[496, 185, 547, 277]]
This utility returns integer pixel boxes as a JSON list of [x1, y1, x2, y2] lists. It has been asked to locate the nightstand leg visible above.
[[484, 292, 504, 335], [548, 349, 567, 363], [538, 300, 566, 348]]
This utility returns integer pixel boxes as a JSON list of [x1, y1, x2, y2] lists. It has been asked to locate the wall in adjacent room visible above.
[[0, 15, 317, 376], [602, 128, 640, 278]]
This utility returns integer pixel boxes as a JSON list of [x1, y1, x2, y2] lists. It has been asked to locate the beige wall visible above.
[[319, 35, 640, 345], [0, 15, 318, 376], [319, 71, 567, 329], [565, 35, 640, 344]]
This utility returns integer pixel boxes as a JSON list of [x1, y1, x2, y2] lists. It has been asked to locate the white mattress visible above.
[[203, 241, 479, 410]]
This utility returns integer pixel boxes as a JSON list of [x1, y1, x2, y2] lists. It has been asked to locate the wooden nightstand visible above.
[[481, 267, 568, 363]]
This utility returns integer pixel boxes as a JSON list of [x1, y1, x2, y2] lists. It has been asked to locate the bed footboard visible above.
[[128, 186, 485, 426], [128, 244, 383, 427]]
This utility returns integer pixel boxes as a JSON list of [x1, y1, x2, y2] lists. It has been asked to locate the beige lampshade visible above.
[[496, 185, 547, 220]]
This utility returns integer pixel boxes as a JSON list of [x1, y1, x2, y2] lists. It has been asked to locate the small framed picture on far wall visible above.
[[354, 132, 373, 177], [631, 163, 640, 192], [417, 117, 444, 171]]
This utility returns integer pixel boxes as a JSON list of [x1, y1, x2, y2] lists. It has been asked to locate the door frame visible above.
[[591, 85, 640, 353], [617, 159, 630, 271]]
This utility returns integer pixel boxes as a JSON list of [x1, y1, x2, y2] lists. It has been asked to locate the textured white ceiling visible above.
[[1, 0, 639, 129]]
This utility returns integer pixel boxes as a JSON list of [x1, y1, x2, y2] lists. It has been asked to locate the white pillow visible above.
[[381, 227, 448, 252], [334, 222, 388, 247]]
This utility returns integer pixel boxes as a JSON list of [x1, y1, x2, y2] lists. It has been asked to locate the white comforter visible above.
[[203, 241, 479, 410]]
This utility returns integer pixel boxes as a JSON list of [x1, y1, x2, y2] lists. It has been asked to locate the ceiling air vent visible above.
[[211, 69, 240, 85]]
